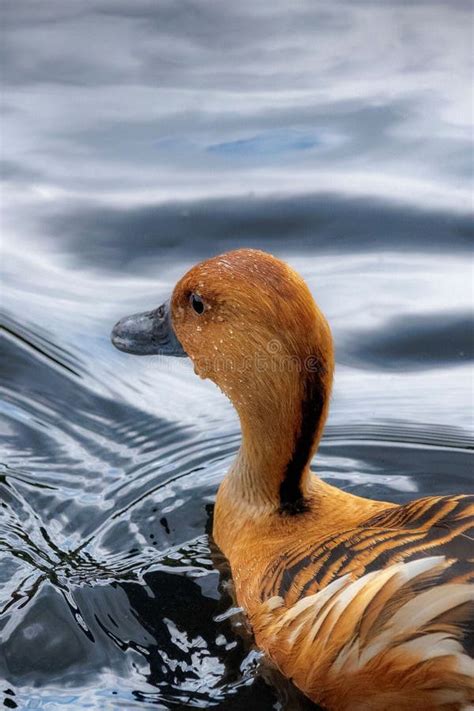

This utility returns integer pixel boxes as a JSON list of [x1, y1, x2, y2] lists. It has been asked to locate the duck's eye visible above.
[[190, 293, 205, 315]]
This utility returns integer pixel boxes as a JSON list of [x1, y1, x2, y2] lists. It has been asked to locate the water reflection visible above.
[[2, 2, 472, 212], [1, 0, 473, 708]]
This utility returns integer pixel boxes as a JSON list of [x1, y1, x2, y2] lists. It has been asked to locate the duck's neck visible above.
[[225, 348, 334, 515]]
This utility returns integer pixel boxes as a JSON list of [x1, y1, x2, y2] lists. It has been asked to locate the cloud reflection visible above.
[[1, 0, 472, 215]]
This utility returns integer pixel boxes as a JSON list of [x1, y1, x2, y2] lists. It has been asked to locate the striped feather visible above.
[[260, 495, 474, 608], [251, 557, 474, 711]]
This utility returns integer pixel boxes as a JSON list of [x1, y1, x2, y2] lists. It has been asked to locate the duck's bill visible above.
[[111, 300, 187, 357]]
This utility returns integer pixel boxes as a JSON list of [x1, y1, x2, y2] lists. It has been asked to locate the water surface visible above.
[[1, 1, 473, 709]]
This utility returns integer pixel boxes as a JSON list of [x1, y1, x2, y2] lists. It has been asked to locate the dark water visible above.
[[1, 1, 473, 709]]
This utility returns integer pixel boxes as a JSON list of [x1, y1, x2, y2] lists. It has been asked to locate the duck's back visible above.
[[230, 493, 474, 711], [257, 494, 474, 604]]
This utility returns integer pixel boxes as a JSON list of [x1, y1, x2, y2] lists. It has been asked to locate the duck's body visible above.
[[112, 249, 474, 710], [216, 479, 473, 710]]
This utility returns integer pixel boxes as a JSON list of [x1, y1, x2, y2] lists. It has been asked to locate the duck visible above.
[[111, 248, 474, 711]]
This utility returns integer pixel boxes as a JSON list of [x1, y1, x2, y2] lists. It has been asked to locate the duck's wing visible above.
[[252, 555, 474, 711], [253, 495, 474, 709], [361, 493, 474, 572], [260, 494, 474, 605]]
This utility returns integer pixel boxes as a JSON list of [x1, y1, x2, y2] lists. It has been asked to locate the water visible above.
[[1, 1, 473, 708]]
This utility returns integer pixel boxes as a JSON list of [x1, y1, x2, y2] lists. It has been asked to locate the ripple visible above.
[[1, 314, 85, 378], [38, 195, 473, 274], [340, 310, 474, 371]]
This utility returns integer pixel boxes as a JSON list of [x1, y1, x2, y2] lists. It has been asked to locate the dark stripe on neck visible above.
[[279, 367, 326, 515]]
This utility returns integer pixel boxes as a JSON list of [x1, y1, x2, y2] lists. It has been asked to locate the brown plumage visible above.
[[112, 248, 474, 710]]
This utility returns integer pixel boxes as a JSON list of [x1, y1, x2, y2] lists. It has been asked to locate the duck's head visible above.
[[112, 249, 334, 511]]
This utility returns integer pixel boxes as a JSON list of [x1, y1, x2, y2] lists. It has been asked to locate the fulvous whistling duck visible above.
[[112, 248, 474, 711]]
